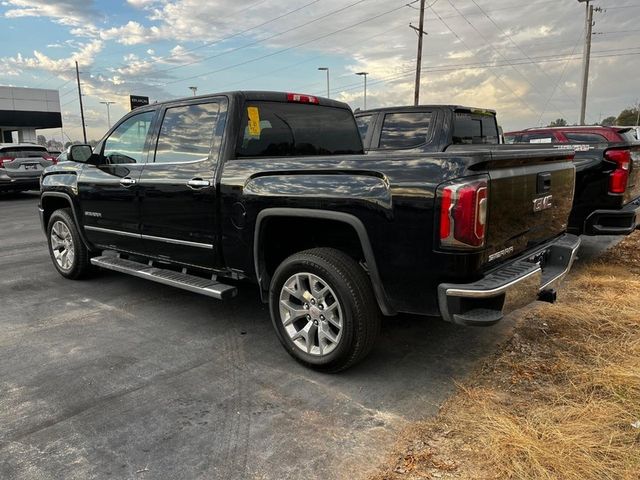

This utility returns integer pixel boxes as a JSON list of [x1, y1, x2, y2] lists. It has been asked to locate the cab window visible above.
[[452, 112, 499, 145], [154, 102, 221, 163], [103, 111, 154, 164], [378, 112, 433, 149]]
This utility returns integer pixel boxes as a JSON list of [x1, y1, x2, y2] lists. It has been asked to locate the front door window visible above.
[[103, 111, 155, 164]]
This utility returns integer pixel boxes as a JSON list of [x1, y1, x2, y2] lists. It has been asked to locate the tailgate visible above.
[[484, 149, 575, 263]]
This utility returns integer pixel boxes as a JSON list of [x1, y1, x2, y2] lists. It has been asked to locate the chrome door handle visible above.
[[120, 177, 137, 187], [187, 178, 211, 189]]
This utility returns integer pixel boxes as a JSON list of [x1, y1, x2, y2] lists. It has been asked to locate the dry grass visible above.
[[372, 231, 640, 480]]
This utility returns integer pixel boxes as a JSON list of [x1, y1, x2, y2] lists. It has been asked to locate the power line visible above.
[[468, 0, 576, 105], [444, 0, 569, 120], [156, 0, 370, 76], [160, 1, 421, 87], [426, 2, 538, 116], [222, 23, 408, 91], [318, 49, 640, 99], [121, 0, 323, 76]]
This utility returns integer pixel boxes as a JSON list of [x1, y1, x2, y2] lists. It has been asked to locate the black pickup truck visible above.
[[357, 107, 640, 236], [40, 92, 580, 372]]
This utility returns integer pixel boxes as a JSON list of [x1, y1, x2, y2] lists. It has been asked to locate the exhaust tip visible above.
[[538, 289, 557, 304]]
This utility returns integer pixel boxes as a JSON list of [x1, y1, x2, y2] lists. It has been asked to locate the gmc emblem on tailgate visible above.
[[533, 195, 553, 212]]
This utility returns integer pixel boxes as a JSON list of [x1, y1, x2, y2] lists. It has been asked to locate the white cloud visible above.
[[5, 39, 104, 74], [2, 0, 99, 27]]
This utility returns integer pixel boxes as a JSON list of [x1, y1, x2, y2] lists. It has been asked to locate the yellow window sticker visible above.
[[247, 107, 261, 137]]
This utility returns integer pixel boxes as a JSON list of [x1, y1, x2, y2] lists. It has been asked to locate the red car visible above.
[[505, 125, 637, 145]]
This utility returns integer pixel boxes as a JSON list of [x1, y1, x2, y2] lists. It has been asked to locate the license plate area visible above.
[[24, 164, 40, 171]]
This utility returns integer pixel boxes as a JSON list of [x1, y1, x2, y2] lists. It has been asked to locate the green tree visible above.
[[36, 134, 47, 146], [548, 118, 568, 127], [601, 116, 617, 126], [616, 107, 640, 126]]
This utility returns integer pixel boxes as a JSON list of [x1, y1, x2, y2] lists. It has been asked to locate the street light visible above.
[[99, 101, 116, 128], [318, 67, 330, 98], [355, 72, 368, 110], [189, 86, 198, 96]]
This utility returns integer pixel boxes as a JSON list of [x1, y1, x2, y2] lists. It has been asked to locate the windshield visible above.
[[236, 102, 363, 157]]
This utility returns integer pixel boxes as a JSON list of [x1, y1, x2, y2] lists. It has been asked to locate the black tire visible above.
[[269, 248, 381, 372], [47, 208, 94, 279]]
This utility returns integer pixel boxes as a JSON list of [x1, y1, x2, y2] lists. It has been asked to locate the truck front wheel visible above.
[[268, 248, 381, 372], [47, 209, 94, 280]]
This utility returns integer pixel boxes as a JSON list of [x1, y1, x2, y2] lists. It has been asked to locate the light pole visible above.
[[189, 86, 198, 96], [100, 101, 116, 128], [356, 72, 368, 110], [318, 67, 330, 98]]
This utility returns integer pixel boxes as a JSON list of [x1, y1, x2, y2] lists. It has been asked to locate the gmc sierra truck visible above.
[[40, 92, 580, 372], [358, 108, 640, 237]]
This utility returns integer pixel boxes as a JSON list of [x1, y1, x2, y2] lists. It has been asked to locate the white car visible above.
[[0, 143, 57, 193]]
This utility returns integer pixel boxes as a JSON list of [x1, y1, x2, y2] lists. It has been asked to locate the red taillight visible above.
[[43, 155, 58, 165], [440, 179, 488, 249], [606, 149, 631, 194], [0, 156, 12, 168], [287, 93, 319, 104]]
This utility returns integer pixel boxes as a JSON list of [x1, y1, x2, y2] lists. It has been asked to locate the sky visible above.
[[0, 0, 639, 142]]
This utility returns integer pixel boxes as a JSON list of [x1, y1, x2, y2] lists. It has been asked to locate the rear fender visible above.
[[254, 208, 395, 316]]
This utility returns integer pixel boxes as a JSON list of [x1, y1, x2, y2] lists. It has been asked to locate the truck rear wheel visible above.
[[47, 209, 93, 280], [269, 248, 381, 372]]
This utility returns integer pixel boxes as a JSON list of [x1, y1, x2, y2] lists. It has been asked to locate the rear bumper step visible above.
[[91, 254, 237, 300], [583, 197, 640, 236], [438, 234, 581, 326]]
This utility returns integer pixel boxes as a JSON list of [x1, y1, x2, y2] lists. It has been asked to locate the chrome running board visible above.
[[91, 254, 237, 300]]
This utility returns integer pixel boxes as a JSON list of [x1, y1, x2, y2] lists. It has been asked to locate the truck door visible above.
[[78, 109, 156, 253], [137, 98, 227, 269]]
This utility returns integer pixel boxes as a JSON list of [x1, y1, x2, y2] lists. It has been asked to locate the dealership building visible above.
[[0, 86, 62, 143]]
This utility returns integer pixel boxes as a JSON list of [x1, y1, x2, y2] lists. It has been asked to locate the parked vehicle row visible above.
[[0, 143, 57, 193], [36, 91, 590, 372]]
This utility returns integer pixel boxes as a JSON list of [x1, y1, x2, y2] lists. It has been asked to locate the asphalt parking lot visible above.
[[0, 192, 617, 480]]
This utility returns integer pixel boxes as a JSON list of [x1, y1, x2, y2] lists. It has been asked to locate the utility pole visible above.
[[100, 101, 116, 128], [411, 0, 427, 106], [75, 61, 87, 143], [578, 0, 594, 125], [189, 86, 198, 96]]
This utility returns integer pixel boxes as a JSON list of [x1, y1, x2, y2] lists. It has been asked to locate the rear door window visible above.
[[236, 102, 362, 158], [452, 112, 499, 144], [154, 102, 221, 163], [564, 132, 608, 144], [378, 112, 433, 149]]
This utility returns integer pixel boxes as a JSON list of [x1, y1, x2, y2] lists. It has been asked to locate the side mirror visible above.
[[68, 144, 93, 163]]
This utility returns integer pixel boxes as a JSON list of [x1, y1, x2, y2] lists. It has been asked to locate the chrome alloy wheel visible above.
[[50, 220, 75, 271], [278, 272, 344, 356]]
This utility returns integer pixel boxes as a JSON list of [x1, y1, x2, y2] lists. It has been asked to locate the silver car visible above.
[[0, 143, 57, 193]]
